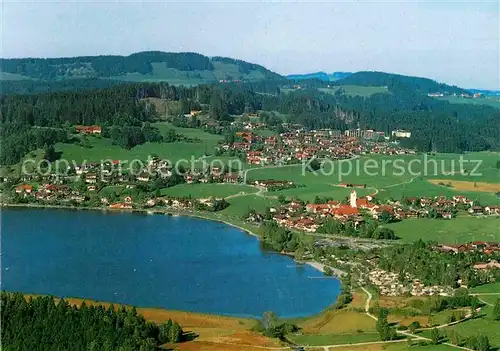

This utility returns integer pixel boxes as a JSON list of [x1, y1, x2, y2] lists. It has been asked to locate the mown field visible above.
[[384, 217, 500, 244], [437, 95, 500, 109], [246, 153, 500, 204], [419, 304, 500, 350], [160, 183, 258, 199], [26, 295, 285, 351], [282, 85, 388, 97]]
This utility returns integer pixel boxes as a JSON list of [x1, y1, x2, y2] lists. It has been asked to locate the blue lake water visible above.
[[1, 208, 341, 318]]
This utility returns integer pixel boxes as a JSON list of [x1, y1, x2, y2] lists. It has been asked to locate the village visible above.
[[221, 123, 416, 166]]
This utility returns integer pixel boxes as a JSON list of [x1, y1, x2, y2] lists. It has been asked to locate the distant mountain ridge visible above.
[[467, 89, 500, 96], [286, 71, 352, 81], [0, 51, 284, 84]]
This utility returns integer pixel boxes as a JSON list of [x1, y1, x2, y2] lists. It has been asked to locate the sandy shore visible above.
[[305, 261, 346, 277]]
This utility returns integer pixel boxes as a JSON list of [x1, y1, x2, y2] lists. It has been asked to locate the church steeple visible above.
[[350, 190, 357, 208]]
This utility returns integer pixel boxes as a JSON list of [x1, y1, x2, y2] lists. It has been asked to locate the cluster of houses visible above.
[[367, 269, 452, 296], [223, 127, 415, 166], [259, 191, 500, 234], [75, 125, 101, 135], [15, 183, 86, 203], [141, 196, 227, 212]]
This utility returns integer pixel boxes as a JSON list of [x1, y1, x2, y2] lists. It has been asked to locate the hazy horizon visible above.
[[1, 0, 499, 89]]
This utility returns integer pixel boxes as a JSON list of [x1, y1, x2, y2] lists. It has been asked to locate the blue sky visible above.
[[1, 0, 498, 89]]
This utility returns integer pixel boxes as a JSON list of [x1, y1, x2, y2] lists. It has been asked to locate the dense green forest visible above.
[[1, 292, 183, 350], [1, 77, 499, 165], [0, 51, 283, 81]]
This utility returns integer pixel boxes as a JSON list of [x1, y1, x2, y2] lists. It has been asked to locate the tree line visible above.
[[1, 292, 184, 350]]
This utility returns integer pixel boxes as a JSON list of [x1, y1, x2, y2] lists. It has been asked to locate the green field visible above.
[[385, 217, 500, 244], [54, 137, 212, 164], [160, 183, 257, 198], [437, 95, 500, 109], [290, 332, 380, 346], [376, 178, 500, 206]]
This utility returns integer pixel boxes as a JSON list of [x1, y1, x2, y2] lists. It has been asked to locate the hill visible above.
[[335, 71, 466, 95], [0, 51, 284, 85], [286, 71, 352, 81]]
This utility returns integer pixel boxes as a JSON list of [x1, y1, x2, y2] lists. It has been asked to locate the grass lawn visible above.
[[377, 178, 500, 205], [297, 310, 377, 334], [160, 183, 258, 199], [384, 217, 500, 244], [421, 306, 500, 349], [290, 332, 380, 346]]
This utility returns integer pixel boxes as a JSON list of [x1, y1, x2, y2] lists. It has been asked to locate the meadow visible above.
[[419, 304, 500, 350], [282, 85, 388, 97], [160, 183, 258, 198], [30, 295, 284, 351], [108, 61, 270, 86], [384, 217, 500, 244], [246, 153, 500, 205], [318, 85, 389, 97], [437, 95, 500, 109]]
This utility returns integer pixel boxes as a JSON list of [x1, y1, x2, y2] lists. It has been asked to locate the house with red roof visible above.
[[15, 184, 33, 194]]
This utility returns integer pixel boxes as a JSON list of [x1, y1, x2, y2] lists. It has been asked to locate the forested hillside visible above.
[[1, 79, 498, 165], [336, 71, 466, 95], [1, 292, 183, 350], [0, 51, 284, 83], [286, 71, 352, 81]]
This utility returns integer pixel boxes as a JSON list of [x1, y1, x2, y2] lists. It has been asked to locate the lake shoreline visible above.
[[0, 202, 343, 277], [2, 203, 346, 319]]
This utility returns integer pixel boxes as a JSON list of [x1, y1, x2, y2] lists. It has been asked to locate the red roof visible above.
[[356, 198, 370, 207], [331, 205, 360, 216]]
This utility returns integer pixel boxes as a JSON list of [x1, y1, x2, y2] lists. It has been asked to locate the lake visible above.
[[1, 208, 341, 318]]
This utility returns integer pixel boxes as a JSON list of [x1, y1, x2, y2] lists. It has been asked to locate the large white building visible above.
[[391, 130, 412, 138]]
